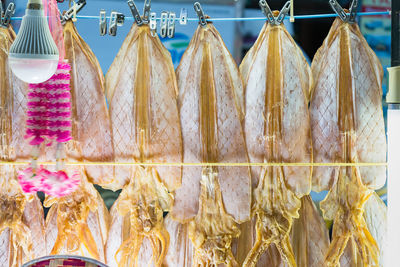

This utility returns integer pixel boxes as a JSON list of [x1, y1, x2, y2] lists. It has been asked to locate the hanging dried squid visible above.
[[105, 19, 182, 266], [249, 196, 329, 267], [0, 25, 46, 267], [170, 15, 251, 266], [44, 19, 112, 262], [310, 16, 386, 266], [240, 10, 312, 267], [62, 20, 114, 187]]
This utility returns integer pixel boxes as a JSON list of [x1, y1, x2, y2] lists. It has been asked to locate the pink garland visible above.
[[18, 167, 80, 198]]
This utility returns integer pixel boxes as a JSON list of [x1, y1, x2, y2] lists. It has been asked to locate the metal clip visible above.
[[127, 0, 143, 26], [259, 0, 275, 25], [61, 0, 86, 25], [167, 12, 176, 38], [194, 2, 207, 27], [348, 0, 358, 23], [99, 9, 107, 36], [142, 0, 151, 24], [149, 12, 157, 37], [109, 11, 125, 36], [0, 2, 4, 23], [1, 3, 15, 28], [160, 11, 168, 38], [329, 0, 348, 22], [276, 1, 290, 25], [179, 8, 187, 25]]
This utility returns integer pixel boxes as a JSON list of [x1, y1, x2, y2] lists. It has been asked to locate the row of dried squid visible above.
[[0, 6, 386, 267]]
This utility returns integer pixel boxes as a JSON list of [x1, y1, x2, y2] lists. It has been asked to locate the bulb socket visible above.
[[27, 3, 42, 10]]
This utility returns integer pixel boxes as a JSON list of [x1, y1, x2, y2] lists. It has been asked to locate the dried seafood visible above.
[[240, 12, 312, 267], [310, 17, 386, 266], [105, 22, 182, 266], [171, 20, 251, 266]]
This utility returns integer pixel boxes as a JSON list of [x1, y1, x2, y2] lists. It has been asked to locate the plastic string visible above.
[[0, 162, 388, 166], [9, 11, 390, 21]]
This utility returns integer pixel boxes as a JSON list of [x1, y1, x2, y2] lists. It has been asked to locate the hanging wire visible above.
[[9, 11, 390, 21]]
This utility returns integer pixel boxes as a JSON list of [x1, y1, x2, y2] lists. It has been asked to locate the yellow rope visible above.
[[0, 162, 388, 167]]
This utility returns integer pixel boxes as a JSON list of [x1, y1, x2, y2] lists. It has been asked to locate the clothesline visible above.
[[0, 162, 388, 166], [8, 11, 391, 21]]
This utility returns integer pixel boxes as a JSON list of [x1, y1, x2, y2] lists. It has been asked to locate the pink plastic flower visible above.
[[41, 170, 80, 197], [18, 167, 80, 197], [18, 167, 42, 194]]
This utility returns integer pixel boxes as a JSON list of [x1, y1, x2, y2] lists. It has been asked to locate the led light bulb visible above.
[[8, 0, 59, 84]]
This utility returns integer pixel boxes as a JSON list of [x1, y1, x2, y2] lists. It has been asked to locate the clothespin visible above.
[[149, 12, 157, 37], [127, 0, 143, 26], [167, 12, 176, 38], [0, 2, 15, 28], [99, 9, 107, 36], [160, 11, 168, 38], [0, 1, 3, 22], [61, 0, 86, 25], [329, 0, 358, 24], [179, 8, 187, 25], [348, 0, 359, 23], [276, 1, 290, 25], [259, 0, 275, 25], [193, 2, 207, 27], [142, 0, 151, 24], [109, 11, 125, 36], [259, 0, 290, 26]]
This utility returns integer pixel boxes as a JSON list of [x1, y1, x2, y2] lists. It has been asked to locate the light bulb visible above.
[[8, 0, 59, 84]]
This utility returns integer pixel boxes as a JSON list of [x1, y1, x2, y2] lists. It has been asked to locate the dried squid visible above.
[[240, 11, 312, 267], [170, 18, 251, 266], [310, 16, 386, 266], [105, 21, 182, 266], [44, 174, 109, 261], [340, 192, 387, 267], [0, 25, 46, 266], [249, 196, 329, 267], [63, 20, 114, 187], [44, 20, 112, 262]]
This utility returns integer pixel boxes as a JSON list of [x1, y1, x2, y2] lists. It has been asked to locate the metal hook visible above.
[[0, 1, 4, 23], [259, 0, 275, 25], [99, 9, 107, 36], [149, 12, 157, 37], [1, 2, 15, 28], [194, 2, 207, 27], [61, 0, 86, 25], [276, 1, 291, 25], [142, 0, 151, 24], [259, 0, 290, 26], [127, 0, 143, 25], [348, 0, 358, 23], [109, 11, 125, 36], [167, 12, 176, 38], [160, 11, 168, 38], [329, 0, 353, 23], [179, 8, 187, 25]]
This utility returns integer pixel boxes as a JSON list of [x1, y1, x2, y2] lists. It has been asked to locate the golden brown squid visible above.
[[170, 19, 251, 266], [240, 11, 312, 267], [310, 17, 386, 266], [44, 20, 111, 263], [105, 22, 182, 266], [44, 173, 109, 261]]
